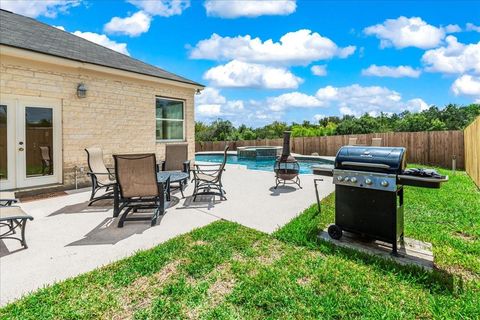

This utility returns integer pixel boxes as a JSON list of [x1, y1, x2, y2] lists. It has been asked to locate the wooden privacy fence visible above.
[[196, 130, 465, 169], [464, 116, 480, 188]]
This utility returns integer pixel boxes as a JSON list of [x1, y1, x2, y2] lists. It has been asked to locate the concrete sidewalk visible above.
[[0, 165, 333, 305]]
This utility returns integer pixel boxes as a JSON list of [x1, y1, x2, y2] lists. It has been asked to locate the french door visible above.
[[0, 96, 62, 190]]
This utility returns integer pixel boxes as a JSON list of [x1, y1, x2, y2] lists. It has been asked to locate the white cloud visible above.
[[72, 31, 130, 55], [197, 104, 222, 117], [190, 30, 356, 66], [204, 0, 296, 18], [311, 65, 327, 76], [422, 36, 480, 74], [104, 11, 151, 37], [0, 0, 81, 18], [267, 92, 324, 111], [203, 60, 303, 89], [361, 65, 421, 78], [313, 114, 326, 121], [364, 16, 458, 49], [466, 23, 480, 32], [195, 87, 244, 118], [196, 87, 226, 105], [451, 75, 480, 96], [315, 84, 429, 116], [104, 1, 190, 37], [444, 24, 462, 33], [128, 0, 190, 17], [54, 25, 66, 31]]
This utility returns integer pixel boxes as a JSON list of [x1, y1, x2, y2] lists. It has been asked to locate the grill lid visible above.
[[335, 146, 406, 174]]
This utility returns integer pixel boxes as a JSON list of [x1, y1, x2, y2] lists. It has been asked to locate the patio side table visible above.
[[157, 171, 190, 199]]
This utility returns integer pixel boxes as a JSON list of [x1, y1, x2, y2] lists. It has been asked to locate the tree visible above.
[[195, 104, 480, 141]]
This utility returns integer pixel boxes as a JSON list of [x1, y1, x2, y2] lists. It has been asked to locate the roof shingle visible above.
[[0, 9, 203, 87]]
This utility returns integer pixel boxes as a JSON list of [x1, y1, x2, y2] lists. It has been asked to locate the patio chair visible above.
[[159, 144, 190, 197], [113, 153, 169, 227], [0, 206, 34, 248], [160, 144, 191, 174], [0, 191, 18, 206], [191, 145, 229, 201], [40, 146, 53, 175], [347, 137, 357, 145], [85, 147, 116, 206], [371, 137, 383, 147]]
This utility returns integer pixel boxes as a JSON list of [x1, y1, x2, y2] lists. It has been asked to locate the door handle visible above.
[[18, 147, 24, 151]]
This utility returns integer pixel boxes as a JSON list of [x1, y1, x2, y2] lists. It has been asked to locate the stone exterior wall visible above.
[[0, 54, 196, 187]]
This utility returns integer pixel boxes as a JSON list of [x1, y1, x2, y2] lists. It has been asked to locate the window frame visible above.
[[155, 96, 186, 142]]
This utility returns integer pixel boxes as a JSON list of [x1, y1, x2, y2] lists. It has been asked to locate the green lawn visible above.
[[1, 168, 479, 319]]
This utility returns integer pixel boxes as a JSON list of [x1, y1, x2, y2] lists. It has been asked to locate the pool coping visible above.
[[195, 151, 335, 164]]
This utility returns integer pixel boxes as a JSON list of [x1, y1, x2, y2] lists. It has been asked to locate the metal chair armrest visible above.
[[183, 160, 191, 178], [194, 163, 221, 167]]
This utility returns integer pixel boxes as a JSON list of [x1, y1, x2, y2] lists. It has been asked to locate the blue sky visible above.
[[2, 0, 479, 127]]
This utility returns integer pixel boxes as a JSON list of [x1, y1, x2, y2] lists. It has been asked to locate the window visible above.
[[155, 97, 184, 141]]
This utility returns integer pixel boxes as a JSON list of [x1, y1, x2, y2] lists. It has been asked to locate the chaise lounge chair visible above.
[[0, 191, 18, 206], [113, 153, 169, 227], [85, 147, 116, 206], [40, 146, 53, 175], [191, 146, 229, 201], [0, 193, 33, 249]]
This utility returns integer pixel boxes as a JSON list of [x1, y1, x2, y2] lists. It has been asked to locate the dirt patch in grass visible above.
[[255, 241, 284, 265], [453, 231, 477, 242], [191, 240, 209, 246], [296, 277, 312, 286], [444, 265, 480, 282], [113, 260, 182, 319], [185, 263, 236, 319]]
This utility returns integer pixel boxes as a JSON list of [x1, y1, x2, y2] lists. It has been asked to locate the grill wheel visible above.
[[328, 224, 343, 240]]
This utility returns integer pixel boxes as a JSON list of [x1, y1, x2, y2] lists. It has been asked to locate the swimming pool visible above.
[[195, 154, 333, 174]]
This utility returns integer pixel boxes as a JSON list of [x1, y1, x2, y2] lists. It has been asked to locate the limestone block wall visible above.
[[0, 55, 196, 187]]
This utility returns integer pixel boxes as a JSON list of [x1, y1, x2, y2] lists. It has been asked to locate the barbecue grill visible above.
[[318, 146, 448, 255]]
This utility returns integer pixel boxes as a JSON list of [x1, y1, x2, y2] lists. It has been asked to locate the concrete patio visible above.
[[0, 164, 333, 306]]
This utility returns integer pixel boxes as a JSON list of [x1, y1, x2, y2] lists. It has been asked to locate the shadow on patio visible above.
[[48, 200, 112, 216], [66, 216, 162, 246]]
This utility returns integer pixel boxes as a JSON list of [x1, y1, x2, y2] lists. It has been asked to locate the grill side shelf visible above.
[[397, 175, 449, 189]]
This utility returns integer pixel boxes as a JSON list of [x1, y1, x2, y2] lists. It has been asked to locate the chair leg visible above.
[[151, 208, 159, 226], [20, 219, 28, 248], [118, 207, 132, 228], [113, 184, 120, 217]]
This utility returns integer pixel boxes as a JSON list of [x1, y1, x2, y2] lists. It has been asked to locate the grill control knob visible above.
[[337, 176, 344, 182], [344, 177, 350, 182], [350, 177, 357, 183], [365, 178, 372, 185], [381, 180, 389, 187]]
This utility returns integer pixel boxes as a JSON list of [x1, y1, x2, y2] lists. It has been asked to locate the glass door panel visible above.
[[25, 107, 54, 177]]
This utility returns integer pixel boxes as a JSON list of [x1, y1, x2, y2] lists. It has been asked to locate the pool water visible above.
[[195, 154, 332, 174]]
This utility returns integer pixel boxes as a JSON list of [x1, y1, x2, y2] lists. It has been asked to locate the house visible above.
[[0, 9, 203, 191]]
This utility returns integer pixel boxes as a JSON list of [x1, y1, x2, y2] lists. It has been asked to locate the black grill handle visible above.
[[341, 161, 391, 169]]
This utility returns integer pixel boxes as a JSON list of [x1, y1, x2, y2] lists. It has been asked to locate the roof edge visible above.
[[1, 44, 205, 89]]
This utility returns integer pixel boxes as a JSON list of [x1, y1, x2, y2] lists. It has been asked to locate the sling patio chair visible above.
[[113, 153, 169, 227], [0, 191, 18, 206], [191, 145, 229, 201], [40, 146, 53, 175], [0, 206, 34, 249], [85, 147, 116, 206], [158, 144, 190, 197]]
